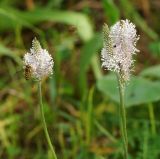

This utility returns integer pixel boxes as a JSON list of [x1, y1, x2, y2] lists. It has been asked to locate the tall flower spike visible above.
[[24, 38, 54, 80], [101, 19, 140, 85]]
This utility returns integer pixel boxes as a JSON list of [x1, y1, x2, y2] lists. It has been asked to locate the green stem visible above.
[[38, 81, 57, 159], [117, 74, 128, 159], [142, 123, 149, 159], [86, 86, 94, 145], [95, 120, 117, 143], [148, 103, 156, 135]]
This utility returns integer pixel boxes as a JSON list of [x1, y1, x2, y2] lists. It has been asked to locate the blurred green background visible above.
[[0, 0, 160, 158]]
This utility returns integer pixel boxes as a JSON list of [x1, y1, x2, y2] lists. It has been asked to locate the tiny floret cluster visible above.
[[101, 19, 139, 83], [23, 38, 54, 80]]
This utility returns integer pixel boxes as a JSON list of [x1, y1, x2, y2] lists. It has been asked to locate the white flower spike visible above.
[[23, 38, 54, 80], [101, 19, 140, 84]]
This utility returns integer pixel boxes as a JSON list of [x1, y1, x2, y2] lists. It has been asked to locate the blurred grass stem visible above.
[[86, 86, 94, 145], [148, 103, 156, 135], [38, 81, 57, 159], [117, 74, 128, 159]]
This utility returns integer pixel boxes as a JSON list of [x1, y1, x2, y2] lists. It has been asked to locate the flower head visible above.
[[101, 19, 139, 84], [23, 38, 54, 80]]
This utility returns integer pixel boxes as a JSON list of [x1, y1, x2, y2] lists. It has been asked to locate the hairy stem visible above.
[[117, 74, 128, 159], [38, 81, 57, 159]]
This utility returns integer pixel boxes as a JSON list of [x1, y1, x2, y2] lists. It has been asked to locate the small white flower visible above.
[[23, 38, 54, 80], [101, 19, 139, 83]]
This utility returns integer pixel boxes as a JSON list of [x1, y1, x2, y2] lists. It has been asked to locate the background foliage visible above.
[[0, 0, 160, 158]]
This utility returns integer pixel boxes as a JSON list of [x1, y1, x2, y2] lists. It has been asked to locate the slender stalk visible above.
[[95, 120, 117, 143], [117, 74, 128, 159], [38, 81, 57, 159], [148, 103, 156, 135], [142, 124, 149, 159], [86, 86, 94, 145]]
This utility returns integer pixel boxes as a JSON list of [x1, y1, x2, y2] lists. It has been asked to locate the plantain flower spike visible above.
[[101, 19, 140, 85], [23, 38, 54, 80]]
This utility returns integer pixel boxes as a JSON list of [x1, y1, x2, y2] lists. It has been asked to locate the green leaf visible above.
[[140, 65, 160, 79], [0, 7, 39, 32], [24, 8, 94, 41], [102, 0, 120, 24], [120, 0, 159, 40], [78, 33, 102, 95], [95, 156, 105, 159], [149, 41, 160, 57], [0, 7, 93, 41], [97, 74, 160, 106], [80, 33, 102, 72], [0, 44, 21, 64]]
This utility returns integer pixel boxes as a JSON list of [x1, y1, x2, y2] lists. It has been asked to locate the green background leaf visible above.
[[97, 74, 160, 106]]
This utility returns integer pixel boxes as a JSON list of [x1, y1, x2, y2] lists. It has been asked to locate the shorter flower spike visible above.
[[101, 19, 140, 85], [23, 38, 54, 80]]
